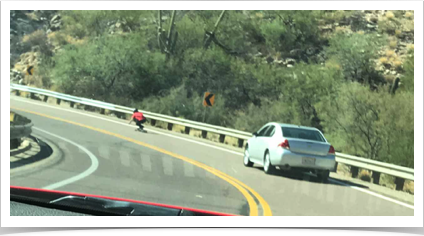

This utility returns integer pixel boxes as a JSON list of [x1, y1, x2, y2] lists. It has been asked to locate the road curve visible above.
[[10, 96, 414, 216]]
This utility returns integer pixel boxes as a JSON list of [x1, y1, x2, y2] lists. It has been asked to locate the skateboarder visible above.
[[128, 109, 147, 131]]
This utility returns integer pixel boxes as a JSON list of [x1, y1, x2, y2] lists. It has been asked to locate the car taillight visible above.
[[328, 145, 335, 154], [278, 140, 290, 149]]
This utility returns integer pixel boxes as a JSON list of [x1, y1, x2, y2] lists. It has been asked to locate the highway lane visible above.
[[10, 108, 250, 215], [10, 96, 414, 216]]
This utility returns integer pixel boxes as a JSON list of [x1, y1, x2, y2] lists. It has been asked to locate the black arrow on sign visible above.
[[205, 93, 214, 106], [27, 66, 34, 75]]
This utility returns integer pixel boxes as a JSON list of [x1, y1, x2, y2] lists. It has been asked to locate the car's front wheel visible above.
[[263, 151, 276, 174], [243, 146, 254, 167]]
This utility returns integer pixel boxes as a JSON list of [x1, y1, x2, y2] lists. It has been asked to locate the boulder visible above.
[[265, 56, 274, 64], [285, 58, 296, 65], [49, 14, 61, 31], [10, 69, 24, 84], [50, 14, 61, 24]]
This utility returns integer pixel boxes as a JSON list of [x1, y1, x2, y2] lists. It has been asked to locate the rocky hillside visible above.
[[9, 10, 414, 167], [10, 10, 414, 87]]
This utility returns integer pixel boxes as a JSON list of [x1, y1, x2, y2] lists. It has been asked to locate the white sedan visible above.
[[243, 122, 336, 181]]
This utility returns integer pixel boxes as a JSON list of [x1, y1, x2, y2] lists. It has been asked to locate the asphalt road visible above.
[[10, 96, 414, 216]]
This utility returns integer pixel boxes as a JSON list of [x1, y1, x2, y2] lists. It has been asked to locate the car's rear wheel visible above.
[[263, 151, 276, 174], [243, 146, 253, 167], [317, 170, 330, 183]]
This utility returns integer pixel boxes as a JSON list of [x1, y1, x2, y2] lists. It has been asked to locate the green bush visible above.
[[316, 82, 413, 167], [259, 11, 323, 56], [140, 85, 234, 127], [326, 33, 386, 87], [173, 16, 205, 56], [61, 10, 155, 38], [51, 32, 181, 104], [233, 63, 343, 132], [400, 52, 414, 92], [21, 30, 53, 57]]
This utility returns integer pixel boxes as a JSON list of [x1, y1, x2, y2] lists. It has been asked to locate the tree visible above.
[[325, 33, 386, 88], [317, 82, 413, 167], [51, 32, 181, 104]]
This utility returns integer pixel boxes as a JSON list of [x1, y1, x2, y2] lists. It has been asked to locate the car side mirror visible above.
[[253, 132, 258, 137]]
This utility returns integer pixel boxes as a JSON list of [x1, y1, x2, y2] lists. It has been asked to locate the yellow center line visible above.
[[12, 107, 272, 216]]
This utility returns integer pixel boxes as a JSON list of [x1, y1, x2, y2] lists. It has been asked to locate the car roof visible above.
[[269, 122, 320, 131]]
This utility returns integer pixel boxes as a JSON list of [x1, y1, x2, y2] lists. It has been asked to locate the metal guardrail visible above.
[[10, 84, 414, 189], [336, 153, 414, 181]]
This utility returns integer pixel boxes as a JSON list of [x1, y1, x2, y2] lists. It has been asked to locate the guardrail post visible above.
[[351, 166, 359, 178], [184, 127, 190, 134], [395, 177, 405, 191], [372, 171, 381, 185], [56, 98, 61, 105], [219, 134, 225, 143], [100, 108, 105, 115], [70, 102, 75, 108], [238, 139, 244, 148], [30, 92, 36, 100], [150, 119, 156, 126], [167, 123, 173, 131], [15, 90, 21, 96], [10, 138, 21, 149], [43, 96, 48, 102], [201, 130, 207, 139]]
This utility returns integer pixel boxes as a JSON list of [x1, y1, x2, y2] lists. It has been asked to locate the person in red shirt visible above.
[[128, 109, 147, 131]]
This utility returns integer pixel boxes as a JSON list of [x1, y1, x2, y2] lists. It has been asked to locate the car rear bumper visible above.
[[272, 149, 336, 171]]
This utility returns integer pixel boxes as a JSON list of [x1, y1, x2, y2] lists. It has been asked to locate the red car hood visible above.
[[10, 185, 236, 216]]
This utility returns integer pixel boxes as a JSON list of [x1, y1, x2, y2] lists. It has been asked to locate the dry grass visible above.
[[407, 44, 414, 53], [335, 26, 352, 34], [336, 163, 351, 176], [393, 60, 403, 68], [384, 75, 396, 83], [405, 12, 413, 19], [49, 84, 63, 93], [225, 136, 239, 147], [358, 169, 372, 182], [22, 30, 45, 44], [380, 174, 396, 189], [25, 12, 39, 21], [404, 180, 414, 195], [325, 60, 342, 70], [379, 57, 388, 64], [357, 30, 364, 35], [172, 124, 186, 134], [47, 32, 87, 47], [389, 40, 397, 49], [385, 11, 395, 20], [386, 50, 396, 57], [190, 129, 203, 138], [395, 29, 402, 36], [153, 121, 167, 130]]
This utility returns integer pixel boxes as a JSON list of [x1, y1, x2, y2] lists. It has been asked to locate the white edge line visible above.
[[12, 96, 414, 210], [328, 178, 414, 210], [33, 127, 99, 190]]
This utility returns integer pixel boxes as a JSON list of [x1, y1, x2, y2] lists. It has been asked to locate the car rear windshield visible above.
[[281, 127, 326, 142]]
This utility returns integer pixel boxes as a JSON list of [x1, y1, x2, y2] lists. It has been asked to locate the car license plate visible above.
[[302, 157, 316, 165]]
